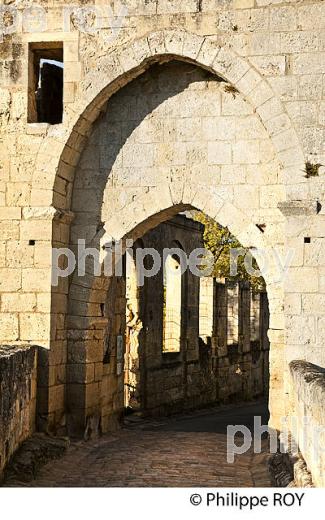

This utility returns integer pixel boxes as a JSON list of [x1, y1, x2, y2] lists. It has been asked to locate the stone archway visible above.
[[34, 33, 302, 435]]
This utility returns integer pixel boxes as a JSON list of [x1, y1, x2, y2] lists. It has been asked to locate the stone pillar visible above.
[[226, 282, 239, 347], [213, 280, 227, 358], [239, 281, 250, 354], [260, 291, 270, 395]]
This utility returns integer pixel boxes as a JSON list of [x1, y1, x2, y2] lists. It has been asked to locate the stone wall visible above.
[[289, 360, 325, 487], [0, 345, 37, 480]]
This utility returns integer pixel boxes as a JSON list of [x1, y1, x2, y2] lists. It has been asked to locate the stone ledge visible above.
[[269, 449, 314, 488], [278, 200, 321, 217], [2, 433, 70, 486], [290, 360, 325, 394]]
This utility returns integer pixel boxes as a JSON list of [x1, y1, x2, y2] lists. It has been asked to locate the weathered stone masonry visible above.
[[0, 345, 37, 480], [0, 0, 325, 484], [124, 215, 269, 417]]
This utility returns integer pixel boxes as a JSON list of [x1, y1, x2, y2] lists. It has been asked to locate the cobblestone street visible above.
[[21, 402, 272, 487]]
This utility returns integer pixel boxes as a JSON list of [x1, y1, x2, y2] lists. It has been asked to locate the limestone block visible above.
[[6, 183, 31, 206], [278, 200, 318, 217], [1, 293, 37, 313], [64, 61, 82, 83], [269, 6, 297, 32], [302, 295, 325, 315], [64, 40, 79, 62], [11, 91, 26, 121], [19, 312, 51, 341], [0, 269, 21, 292], [208, 141, 232, 164], [264, 112, 292, 137], [257, 96, 283, 122], [48, 384, 65, 414], [0, 207, 21, 220], [298, 74, 323, 100], [250, 55, 286, 77], [235, 116, 266, 140], [292, 53, 325, 75], [67, 363, 94, 384], [284, 293, 302, 316], [34, 244, 53, 268], [286, 237, 304, 267], [304, 238, 325, 267], [30, 189, 56, 207], [20, 220, 53, 241], [0, 221, 20, 241], [221, 165, 246, 184], [22, 268, 52, 292], [279, 32, 319, 54], [154, 143, 186, 166], [0, 314, 19, 341], [317, 317, 325, 346], [319, 101, 325, 126], [202, 116, 236, 141], [233, 0, 254, 8], [249, 31, 276, 56], [164, 30, 185, 55], [272, 128, 300, 153], [286, 316, 315, 346], [85, 381, 101, 408], [234, 185, 259, 209], [7, 241, 34, 268], [247, 81, 274, 108], [297, 3, 325, 30], [123, 143, 154, 167], [269, 312, 285, 331], [157, 0, 198, 14], [197, 37, 220, 67], [0, 241, 5, 268], [221, 91, 253, 116], [284, 267, 319, 293], [277, 146, 305, 168], [235, 68, 262, 96], [269, 77, 297, 104], [285, 101, 317, 126], [214, 50, 250, 85], [176, 117, 202, 142], [232, 140, 260, 164], [147, 31, 166, 55]]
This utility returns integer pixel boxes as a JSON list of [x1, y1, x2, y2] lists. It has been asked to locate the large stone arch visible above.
[[66, 184, 285, 434], [32, 29, 306, 210], [36, 32, 295, 435]]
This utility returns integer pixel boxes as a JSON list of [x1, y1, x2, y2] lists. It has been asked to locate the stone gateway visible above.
[[0, 0, 325, 487]]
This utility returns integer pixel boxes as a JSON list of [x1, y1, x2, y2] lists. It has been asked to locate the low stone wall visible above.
[[0, 345, 37, 480], [289, 361, 325, 487]]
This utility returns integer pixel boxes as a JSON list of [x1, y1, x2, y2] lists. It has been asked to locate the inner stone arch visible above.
[[58, 59, 286, 436]]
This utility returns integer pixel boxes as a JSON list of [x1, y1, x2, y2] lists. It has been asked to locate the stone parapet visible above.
[[289, 360, 325, 487], [0, 345, 37, 480]]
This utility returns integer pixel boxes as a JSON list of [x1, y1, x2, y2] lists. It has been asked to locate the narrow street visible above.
[[23, 402, 272, 487]]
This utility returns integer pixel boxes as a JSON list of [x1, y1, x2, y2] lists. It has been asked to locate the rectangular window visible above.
[[199, 276, 214, 339], [250, 291, 261, 343], [28, 42, 63, 124], [163, 254, 182, 353]]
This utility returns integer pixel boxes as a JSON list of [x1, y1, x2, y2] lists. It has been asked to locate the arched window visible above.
[[163, 253, 182, 353]]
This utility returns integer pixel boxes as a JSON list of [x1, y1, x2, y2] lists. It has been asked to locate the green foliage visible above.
[[304, 161, 322, 178], [193, 212, 265, 291]]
